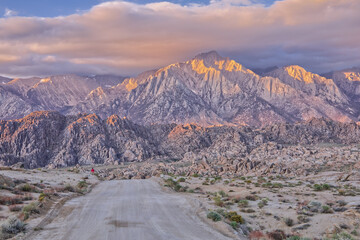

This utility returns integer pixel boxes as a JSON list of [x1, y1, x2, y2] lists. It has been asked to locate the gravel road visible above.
[[30, 179, 233, 240]]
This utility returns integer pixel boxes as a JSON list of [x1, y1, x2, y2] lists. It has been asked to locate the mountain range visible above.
[[1, 51, 359, 127]]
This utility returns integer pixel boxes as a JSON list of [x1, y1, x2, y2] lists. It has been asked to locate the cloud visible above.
[[4, 8, 18, 17], [0, 0, 359, 77]]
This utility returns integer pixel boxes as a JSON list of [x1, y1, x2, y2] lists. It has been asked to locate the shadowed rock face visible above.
[[0, 75, 125, 120], [0, 52, 359, 126], [0, 111, 359, 169]]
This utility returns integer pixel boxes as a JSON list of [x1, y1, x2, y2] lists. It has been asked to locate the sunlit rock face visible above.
[[1, 111, 360, 168], [0, 51, 359, 125], [69, 51, 358, 126]]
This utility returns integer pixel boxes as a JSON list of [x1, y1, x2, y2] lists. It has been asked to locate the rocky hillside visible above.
[[0, 111, 359, 169]]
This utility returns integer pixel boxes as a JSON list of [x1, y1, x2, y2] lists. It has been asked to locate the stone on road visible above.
[[31, 179, 233, 240]]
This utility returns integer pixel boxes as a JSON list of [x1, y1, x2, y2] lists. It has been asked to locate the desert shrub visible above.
[[272, 183, 284, 188], [329, 232, 354, 240], [242, 208, 255, 213], [202, 181, 209, 185], [286, 236, 311, 240], [207, 211, 221, 222], [267, 230, 286, 240], [77, 181, 88, 189], [284, 218, 294, 227], [261, 198, 268, 205], [213, 196, 224, 207], [22, 202, 39, 218], [321, 205, 333, 213], [214, 176, 222, 181], [1, 217, 26, 235], [164, 178, 185, 192], [297, 215, 310, 223], [229, 221, 238, 229], [337, 200, 347, 207], [262, 182, 283, 188], [224, 180, 230, 185], [38, 193, 48, 202], [0, 196, 22, 205], [313, 183, 331, 191], [215, 208, 226, 217], [245, 195, 257, 201], [238, 199, 249, 208], [230, 214, 244, 224], [20, 184, 32, 192], [177, 178, 186, 183], [9, 205, 22, 212], [22, 194, 33, 201], [218, 190, 227, 197], [64, 184, 75, 192], [192, 173, 200, 177]]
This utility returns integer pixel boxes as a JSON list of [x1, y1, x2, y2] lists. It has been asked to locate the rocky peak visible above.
[[194, 50, 224, 62], [282, 65, 314, 83]]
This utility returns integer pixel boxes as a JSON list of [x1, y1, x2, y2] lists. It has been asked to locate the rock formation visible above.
[[0, 111, 359, 170]]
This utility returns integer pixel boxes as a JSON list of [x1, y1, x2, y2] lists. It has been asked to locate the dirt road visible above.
[[30, 179, 234, 240]]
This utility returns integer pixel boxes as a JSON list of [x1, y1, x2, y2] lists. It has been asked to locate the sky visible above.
[[0, 0, 359, 77]]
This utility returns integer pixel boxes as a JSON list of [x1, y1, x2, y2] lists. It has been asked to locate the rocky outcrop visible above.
[[0, 111, 359, 169]]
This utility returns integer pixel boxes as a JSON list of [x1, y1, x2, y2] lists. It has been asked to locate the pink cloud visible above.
[[0, 0, 359, 77]]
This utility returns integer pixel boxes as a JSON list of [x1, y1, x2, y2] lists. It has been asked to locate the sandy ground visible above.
[[174, 171, 360, 239], [27, 179, 234, 240], [0, 167, 99, 232]]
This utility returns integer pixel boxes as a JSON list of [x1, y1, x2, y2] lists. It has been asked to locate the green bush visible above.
[[207, 212, 221, 222], [213, 196, 224, 207], [286, 236, 311, 240], [238, 199, 249, 208], [218, 190, 227, 197], [313, 183, 331, 191], [177, 178, 186, 183], [321, 205, 333, 214], [22, 202, 40, 220], [20, 184, 32, 192], [77, 180, 88, 189], [329, 232, 354, 240], [229, 221, 238, 229], [164, 178, 185, 192]]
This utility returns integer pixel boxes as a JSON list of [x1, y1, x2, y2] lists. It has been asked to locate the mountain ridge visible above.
[[0, 51, 359, 126]]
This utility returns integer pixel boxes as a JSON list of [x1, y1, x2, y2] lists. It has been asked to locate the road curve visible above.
[[31, 179, 233, 240]]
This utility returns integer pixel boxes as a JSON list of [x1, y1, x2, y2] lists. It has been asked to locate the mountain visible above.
[[1, 111, 359, 169], [68, 51, 357, 126], [0, 51, 359, 126], [0, 76, 11, 84], [327, 68, 360, 102], [0, 74, 125, 120]]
